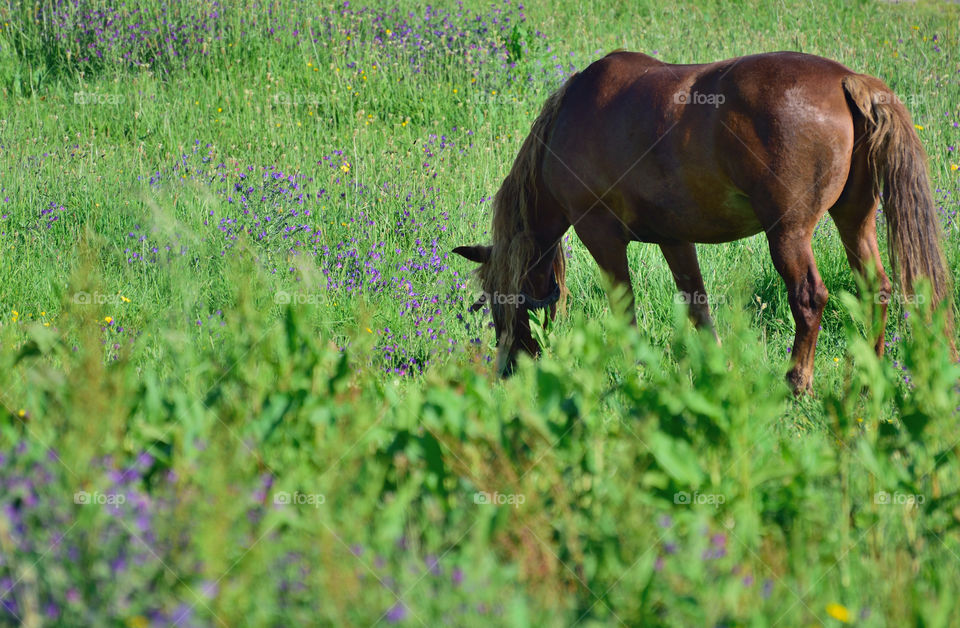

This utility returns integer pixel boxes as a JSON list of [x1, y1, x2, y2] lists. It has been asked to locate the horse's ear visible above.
[[452, 245, 492, 264]]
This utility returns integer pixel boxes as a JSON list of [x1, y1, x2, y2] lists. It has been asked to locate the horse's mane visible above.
[[478, 77, 574, 368]]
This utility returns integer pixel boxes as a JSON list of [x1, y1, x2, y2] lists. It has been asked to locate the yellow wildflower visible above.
[[127, 616, 150, 628], [826, 603, 852, 623]]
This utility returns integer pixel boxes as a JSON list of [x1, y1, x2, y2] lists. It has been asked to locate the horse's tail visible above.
[[842, 74, 951, 313], [481, 78, 574, 364]]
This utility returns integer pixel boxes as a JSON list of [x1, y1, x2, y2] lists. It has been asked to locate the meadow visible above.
[[1, 0, 959, 625]]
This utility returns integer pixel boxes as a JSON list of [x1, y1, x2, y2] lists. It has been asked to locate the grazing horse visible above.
[[454, 50, 951, 393]]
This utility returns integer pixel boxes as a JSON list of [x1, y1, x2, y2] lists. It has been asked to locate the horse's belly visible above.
[[627, 187, 763, 244]]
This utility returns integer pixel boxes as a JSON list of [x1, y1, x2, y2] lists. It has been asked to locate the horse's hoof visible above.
[[786, 370, 813, 396]]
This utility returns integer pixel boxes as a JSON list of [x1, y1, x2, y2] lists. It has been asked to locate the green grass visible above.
[[1, 0, 960, 625]]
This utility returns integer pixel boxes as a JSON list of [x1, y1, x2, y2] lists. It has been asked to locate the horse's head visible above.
[[453, 244, 549, 376]]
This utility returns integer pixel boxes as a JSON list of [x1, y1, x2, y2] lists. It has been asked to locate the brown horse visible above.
[[454, 50, 951, 393]]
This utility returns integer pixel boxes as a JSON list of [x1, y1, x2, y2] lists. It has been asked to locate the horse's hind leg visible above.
[[660, 242, 719, 342], [831, 199, 891, 356], [829, 146, 891, 356]]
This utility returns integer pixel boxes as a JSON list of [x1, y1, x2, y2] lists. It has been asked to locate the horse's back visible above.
[[543, 51, 861, 243]]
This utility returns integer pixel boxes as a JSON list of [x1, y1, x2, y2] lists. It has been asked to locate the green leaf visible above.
[[647, 431, 704, 486]]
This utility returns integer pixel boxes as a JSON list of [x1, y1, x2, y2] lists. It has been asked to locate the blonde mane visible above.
[[477, 79, 573, 369]]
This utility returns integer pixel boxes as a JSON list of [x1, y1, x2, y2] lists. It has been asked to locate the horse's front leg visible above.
[[573, 223, 635, 324], [660, 242, 719, 343]]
